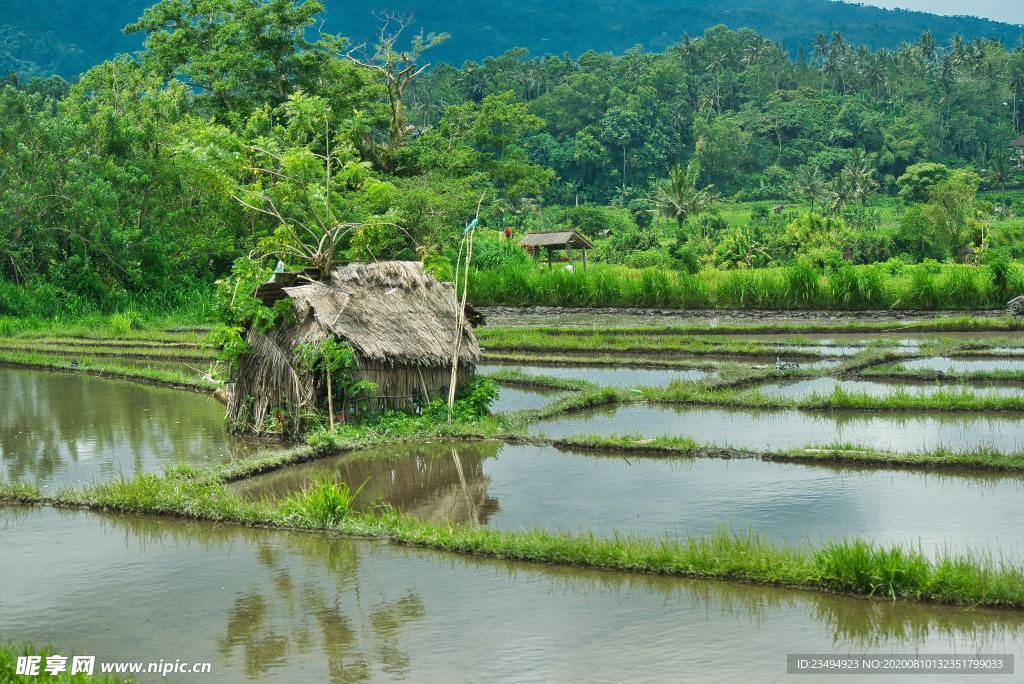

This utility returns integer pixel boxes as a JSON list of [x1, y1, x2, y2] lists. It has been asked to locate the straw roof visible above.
[[1012, 134, 1024, 148], [281, 261, 480, 367], [519, 231, 593, 249]]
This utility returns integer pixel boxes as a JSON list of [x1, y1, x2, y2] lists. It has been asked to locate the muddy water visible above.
[[754, 377, 1024, 400], [234, 441, 1024, 558], [533, 403, 1024, 453], [3, 506, 1022, 684], [492, 386, 561, 412], [0, 368, 251, 489], [479, 363, 715, 387], [900, 357, 1024, 373]]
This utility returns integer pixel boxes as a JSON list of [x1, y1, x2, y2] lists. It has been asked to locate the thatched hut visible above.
[[227, 261, 480, 434]]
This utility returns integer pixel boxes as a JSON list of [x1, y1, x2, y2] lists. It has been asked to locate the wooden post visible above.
[[567, 244, 574, 267], [326, 372, 335, 430]]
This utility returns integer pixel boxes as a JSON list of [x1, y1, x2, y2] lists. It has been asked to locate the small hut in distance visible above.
[[1012, 134, 1024, 167], [228, 261, 480, 434], [519, 230, 593, 270]]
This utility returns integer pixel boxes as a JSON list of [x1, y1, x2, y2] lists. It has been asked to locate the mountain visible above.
[[2, 0, 1022, 79]]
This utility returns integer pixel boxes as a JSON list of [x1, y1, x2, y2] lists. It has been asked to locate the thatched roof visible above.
[[281, 261, 480, 367], [1012, 134, 1024, 148], [519, 230, 593, 249]]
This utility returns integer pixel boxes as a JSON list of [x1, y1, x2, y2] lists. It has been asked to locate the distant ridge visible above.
[[2, 0, 1022, 79]]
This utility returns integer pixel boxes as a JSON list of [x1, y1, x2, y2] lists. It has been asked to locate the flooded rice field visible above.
[[754, 377, 1024, 400], [0, 368, 251, 489], [533, 403, 1024, 452], [479, 363, 715, 387], [3, 506, 1022, 684], [899, 357, 1024, 373], [234, 441, 1024, 559]]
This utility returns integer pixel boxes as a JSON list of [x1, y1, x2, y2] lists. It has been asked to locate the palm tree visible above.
[[919, 31, 937, 63], [842, 149, 879, 205], [813, 33, 828, 90], [793, 166, 827, 214], [655, 160, 718, 231]]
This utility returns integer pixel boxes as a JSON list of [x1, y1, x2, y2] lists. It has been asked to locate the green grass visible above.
[[479, 328, 836, 358], [862, 363, 1024, 383], [0, 644, 132, 683], [548, 434, 1024, 472], [0, 348, 220, 392], [279, 475, 368, 527], [525, 380, 1024, 415], [0, 308, 212, 341], [5, 469, 1024, 608], [483, 351, 719, 371], [0, 340, 215, 363], [469, 262, 1021, 311], [481, 368, 597, 392], [483, 316, 1024, 336]]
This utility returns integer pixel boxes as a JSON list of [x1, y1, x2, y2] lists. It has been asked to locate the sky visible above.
[[852, 0, 1024, 24]]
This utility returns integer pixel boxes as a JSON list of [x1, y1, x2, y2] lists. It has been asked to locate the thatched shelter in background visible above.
[[227, 261, 480, 434], [519, 230, 593, 269]]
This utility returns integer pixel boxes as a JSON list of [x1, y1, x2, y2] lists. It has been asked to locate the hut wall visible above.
[[350, 359, 475, 415]]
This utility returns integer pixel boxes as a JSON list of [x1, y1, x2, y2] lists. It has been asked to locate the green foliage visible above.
[[897, 163, 952, 203], [455, 377, 499, 417], [210, 325, 249, 368], [279, 475, 368, 527], [108, 311, 143, 336], [2, 2, 1024, 317]]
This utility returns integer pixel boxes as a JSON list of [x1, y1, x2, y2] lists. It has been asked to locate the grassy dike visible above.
[[477, 315, 1024, 339], [0, 349, 220, 393], [524, 380, 1024, 416], [3, 453, 1024, 609], [550, 435, 1024, 472]]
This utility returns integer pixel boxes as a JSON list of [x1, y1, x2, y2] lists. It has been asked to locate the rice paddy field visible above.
[[5, 311, 1024, 681]]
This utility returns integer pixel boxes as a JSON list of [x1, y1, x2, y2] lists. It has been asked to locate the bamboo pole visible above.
[[326, 371, 334, 430], [448, 194, 486, 422]]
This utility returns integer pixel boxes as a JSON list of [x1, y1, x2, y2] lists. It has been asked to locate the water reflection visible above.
[[480, 363, 714, 388], [533, 403, 1024, 453], [0, 368, 254, 488], [235, 442, 1024, 559], [901, 357, 1024, 373], [237, 442, 501, 526], [2, 506, 1022, 683], [754, 377, 1024, 400]]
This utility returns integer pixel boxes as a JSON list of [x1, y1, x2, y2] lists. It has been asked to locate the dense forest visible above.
[[2, 0, 1024, 317], [2, 0, 1023, 78]]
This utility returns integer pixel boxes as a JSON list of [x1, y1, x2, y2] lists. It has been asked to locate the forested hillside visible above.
[[2, 0, 1024, 318], [1, 0, 1022, 78]]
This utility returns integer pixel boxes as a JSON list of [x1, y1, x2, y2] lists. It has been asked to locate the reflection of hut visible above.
[[1012, 134, 1024, 167], [228, 261, 480, 434], [519, 231, 593, 270]]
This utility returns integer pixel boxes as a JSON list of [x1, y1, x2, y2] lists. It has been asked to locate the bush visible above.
[[624, 248, 672, 269]]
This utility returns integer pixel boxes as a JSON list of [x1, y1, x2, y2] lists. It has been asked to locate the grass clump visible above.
[[279, 476, 367, 527], [482, 368, 596, 392]]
